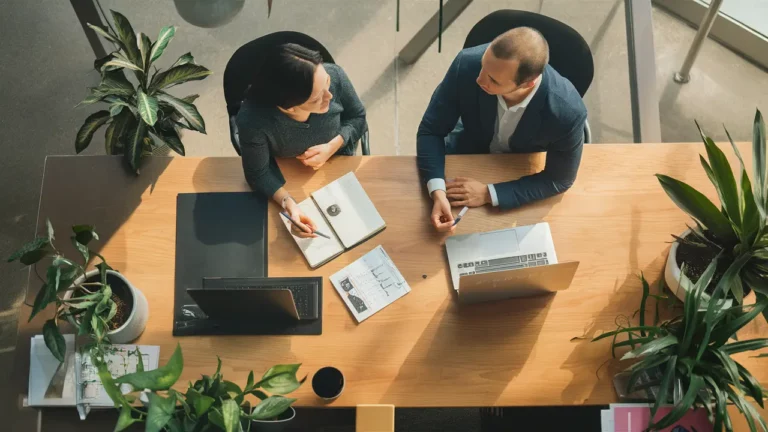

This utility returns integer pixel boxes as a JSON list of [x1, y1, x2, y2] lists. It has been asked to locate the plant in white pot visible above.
[[97, 344, 304, 432], [6, 220, 148, 361], [657, 108, 768, 322]]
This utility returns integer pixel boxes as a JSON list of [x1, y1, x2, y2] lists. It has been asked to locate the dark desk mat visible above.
[[173, 192, 322, 336]]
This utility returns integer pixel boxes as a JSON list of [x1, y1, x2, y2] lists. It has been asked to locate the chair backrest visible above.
[[223, 31, 335, 117], [463, 10, 594, 97]]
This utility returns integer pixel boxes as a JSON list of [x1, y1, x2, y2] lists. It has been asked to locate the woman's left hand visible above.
[[296, 136, 344, 170]]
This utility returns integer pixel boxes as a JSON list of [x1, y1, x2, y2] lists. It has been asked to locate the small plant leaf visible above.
[[151, 124, 185, 156], [621, 334, 678, 360], [136, 88, 158, 126], [29, 283, 56, 322], [76, 111, 111, 153], [7, 236, 50, 265], [157, 92, 206, 133], [150, 26, 176, 64], [258, 364, 303, 394], [123, 118, 147, 173], [146, 392, 176, 432], [149, 64, 212, 93], [247, 396, 296, 420], [86, 23, 121, 45], [115, 343, 183, 390], [222, 399, 240, 432], [110, 10, 142, 69], [43, 319, 66, 362], [73, 224, 99, 245], [170, 52, 195, 68], [115, 402, 138, 431], [186, 388, 215, 416]]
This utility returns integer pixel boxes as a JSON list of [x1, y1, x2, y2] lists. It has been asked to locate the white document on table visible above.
[[330, 245, 411, 322], [282, 198, 344, 268]]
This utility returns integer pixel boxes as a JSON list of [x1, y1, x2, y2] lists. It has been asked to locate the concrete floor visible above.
[[1, 0, 768, 430]]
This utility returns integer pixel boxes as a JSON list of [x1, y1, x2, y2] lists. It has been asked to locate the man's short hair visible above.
[[490, 27, 549, 85]]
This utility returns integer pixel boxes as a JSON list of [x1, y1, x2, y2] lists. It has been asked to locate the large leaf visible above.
[[156, 93, 206, 133], [650, 374, 704, 430], [622, 334, 678, 360], [115, 402, 138, 432], [76, 111, 111, 153], [737, 362, 765, 408], [222, 399, 240, 432], [105, 109, 135, 155], [97, 70, 135, 97], [136, 88, 159, 126], [722, 338, 768, 355], [86, 23, 121, 45], [152, 124, 185, 156], [711, 301, 768, 346], [149, 64, 212, 93], [29, 282, 56, 322], [7, 236, 49, 265], [102, 57, 143, 72], [656, 174, 736, 243], [170, 52, 195, 68], [110, 10, 142, 70], [754, 110, 767, 213], [186, 388, 215, 416], [123, 118, 147, 173], [246, 396, 296, 421], [150, 26, 176, 65], [115, 343, 183, 390], [258, 364, 303, 394], [43, 319, 66, 362], [698, 121, 742, 230], [137, 32, 151, 71], [146, 392, 176, 432], [651, 356, 677, 419]]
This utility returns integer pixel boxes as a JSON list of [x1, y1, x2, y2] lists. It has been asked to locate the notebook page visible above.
[[282, 199, 344, 268], [311, 172, 385, 249]]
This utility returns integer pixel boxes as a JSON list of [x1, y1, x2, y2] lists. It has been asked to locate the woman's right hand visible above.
[[285, 200, 318, 238]]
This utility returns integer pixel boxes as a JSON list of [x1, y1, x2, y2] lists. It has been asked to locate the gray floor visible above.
[[1, 0, 768, 429]]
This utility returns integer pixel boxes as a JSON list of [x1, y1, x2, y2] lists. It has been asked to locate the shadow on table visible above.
[[381, 294, 554, 406], [9, 156, 172, 431], [558, 205, 672, 404]]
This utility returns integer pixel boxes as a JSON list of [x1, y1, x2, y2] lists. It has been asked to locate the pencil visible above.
[[280, 211, 331, 239]]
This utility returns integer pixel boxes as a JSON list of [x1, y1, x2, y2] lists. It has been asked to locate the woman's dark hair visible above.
[[248, 43, 324, 109]]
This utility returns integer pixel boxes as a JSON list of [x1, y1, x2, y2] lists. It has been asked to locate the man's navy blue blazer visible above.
[[416, 44, 588, 210]]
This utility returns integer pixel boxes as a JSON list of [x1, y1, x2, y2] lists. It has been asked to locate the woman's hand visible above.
[[296, 135, 344, 170], [285, 199, 318, 238]]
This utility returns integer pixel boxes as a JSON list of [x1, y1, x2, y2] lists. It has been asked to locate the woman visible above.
[[237, 43, 366, 238]]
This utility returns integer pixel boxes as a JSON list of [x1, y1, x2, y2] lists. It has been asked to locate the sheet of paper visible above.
[[28, 334, 77, 407], [312, 172, 385, 248], [330, 245, 411, 322], [282, 199, 344, 268], [76, 344, 160, 407]]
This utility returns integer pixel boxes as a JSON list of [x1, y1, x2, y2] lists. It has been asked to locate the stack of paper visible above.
[[601, 404, 712, 432]]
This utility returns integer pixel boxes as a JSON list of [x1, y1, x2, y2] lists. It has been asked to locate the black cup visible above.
[[311, 366, 345, 400]]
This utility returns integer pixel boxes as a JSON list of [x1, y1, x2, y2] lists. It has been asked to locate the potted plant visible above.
[[657, 109, 768, 320], [592, 258, 768, 431], [6, 220, 148, 361], [76, 10, 212, 173], [98, 344, 304, 432]]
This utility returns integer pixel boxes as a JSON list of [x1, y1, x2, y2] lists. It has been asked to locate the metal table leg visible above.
[[673, 0, 724, 83]]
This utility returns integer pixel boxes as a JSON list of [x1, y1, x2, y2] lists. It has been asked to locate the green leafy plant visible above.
[[657, 109, 768, 320], [77, 10, 212, 173], [100, 344, 304, 432], [7, 221, 117, 362], [593, 259, 768, 431]]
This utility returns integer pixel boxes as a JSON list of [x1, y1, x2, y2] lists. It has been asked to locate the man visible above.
[[417, 27, 587, 232]]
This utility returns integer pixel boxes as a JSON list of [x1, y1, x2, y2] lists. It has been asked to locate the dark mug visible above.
[[311, 366, 345, 401]]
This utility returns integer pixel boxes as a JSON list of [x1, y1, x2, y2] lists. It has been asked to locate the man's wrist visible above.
[[431, 189, 447, 200]]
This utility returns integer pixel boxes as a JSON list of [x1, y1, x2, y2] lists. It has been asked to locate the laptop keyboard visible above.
[[458, 252, 549, 276], [226, 284, 315, 319]]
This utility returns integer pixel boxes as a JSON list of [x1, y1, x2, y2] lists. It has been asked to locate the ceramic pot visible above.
[[63, 269, 149, 343], [664, 229, 732, 308], [249, 407, 296, 432]]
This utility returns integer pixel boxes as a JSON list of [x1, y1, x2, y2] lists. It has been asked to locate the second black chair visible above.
[[223, 31, 370, 155], [464, 10, 594, 143]]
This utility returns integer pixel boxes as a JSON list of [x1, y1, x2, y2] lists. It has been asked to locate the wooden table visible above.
[[10, 145, 768, 417]]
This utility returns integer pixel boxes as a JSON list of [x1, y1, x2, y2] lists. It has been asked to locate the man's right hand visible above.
[[285, 200, 318, 238], [430, 190, 456, 233]]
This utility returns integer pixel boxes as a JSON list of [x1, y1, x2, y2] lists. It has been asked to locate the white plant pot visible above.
[[664, 229, 732, 308], [64, 269, 149, 344]]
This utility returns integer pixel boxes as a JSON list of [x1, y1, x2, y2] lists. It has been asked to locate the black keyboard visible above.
[[201, 277, 321, 320], [458, 252, 549, 276]]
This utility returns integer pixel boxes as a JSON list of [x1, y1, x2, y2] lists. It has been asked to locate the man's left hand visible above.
[[446, 177, 491, 207]]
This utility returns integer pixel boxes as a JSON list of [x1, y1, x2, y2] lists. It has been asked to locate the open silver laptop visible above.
[[445, 222, 579, 303]]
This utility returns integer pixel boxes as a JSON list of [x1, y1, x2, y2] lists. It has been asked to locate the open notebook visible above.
[[283, 172, 386, 268]]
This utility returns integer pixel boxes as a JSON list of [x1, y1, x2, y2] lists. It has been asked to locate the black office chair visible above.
[[464, 10, 594, 143], [223, 31, 370, 156]]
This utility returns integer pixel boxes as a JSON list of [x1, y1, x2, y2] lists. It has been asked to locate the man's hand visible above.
[[430, 191, 456, 233], [285, 199, 318, 238], [296, 136, 344, 170], [446, 177, 491, 207]]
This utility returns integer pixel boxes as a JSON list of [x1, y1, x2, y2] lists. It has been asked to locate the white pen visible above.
[[451, 206, 469, 227]]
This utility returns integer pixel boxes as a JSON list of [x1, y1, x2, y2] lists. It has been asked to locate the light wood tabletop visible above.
[[11, 144, 768, 412]]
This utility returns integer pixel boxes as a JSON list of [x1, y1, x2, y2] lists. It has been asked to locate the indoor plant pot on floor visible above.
[[658, 109, 768, 321]]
